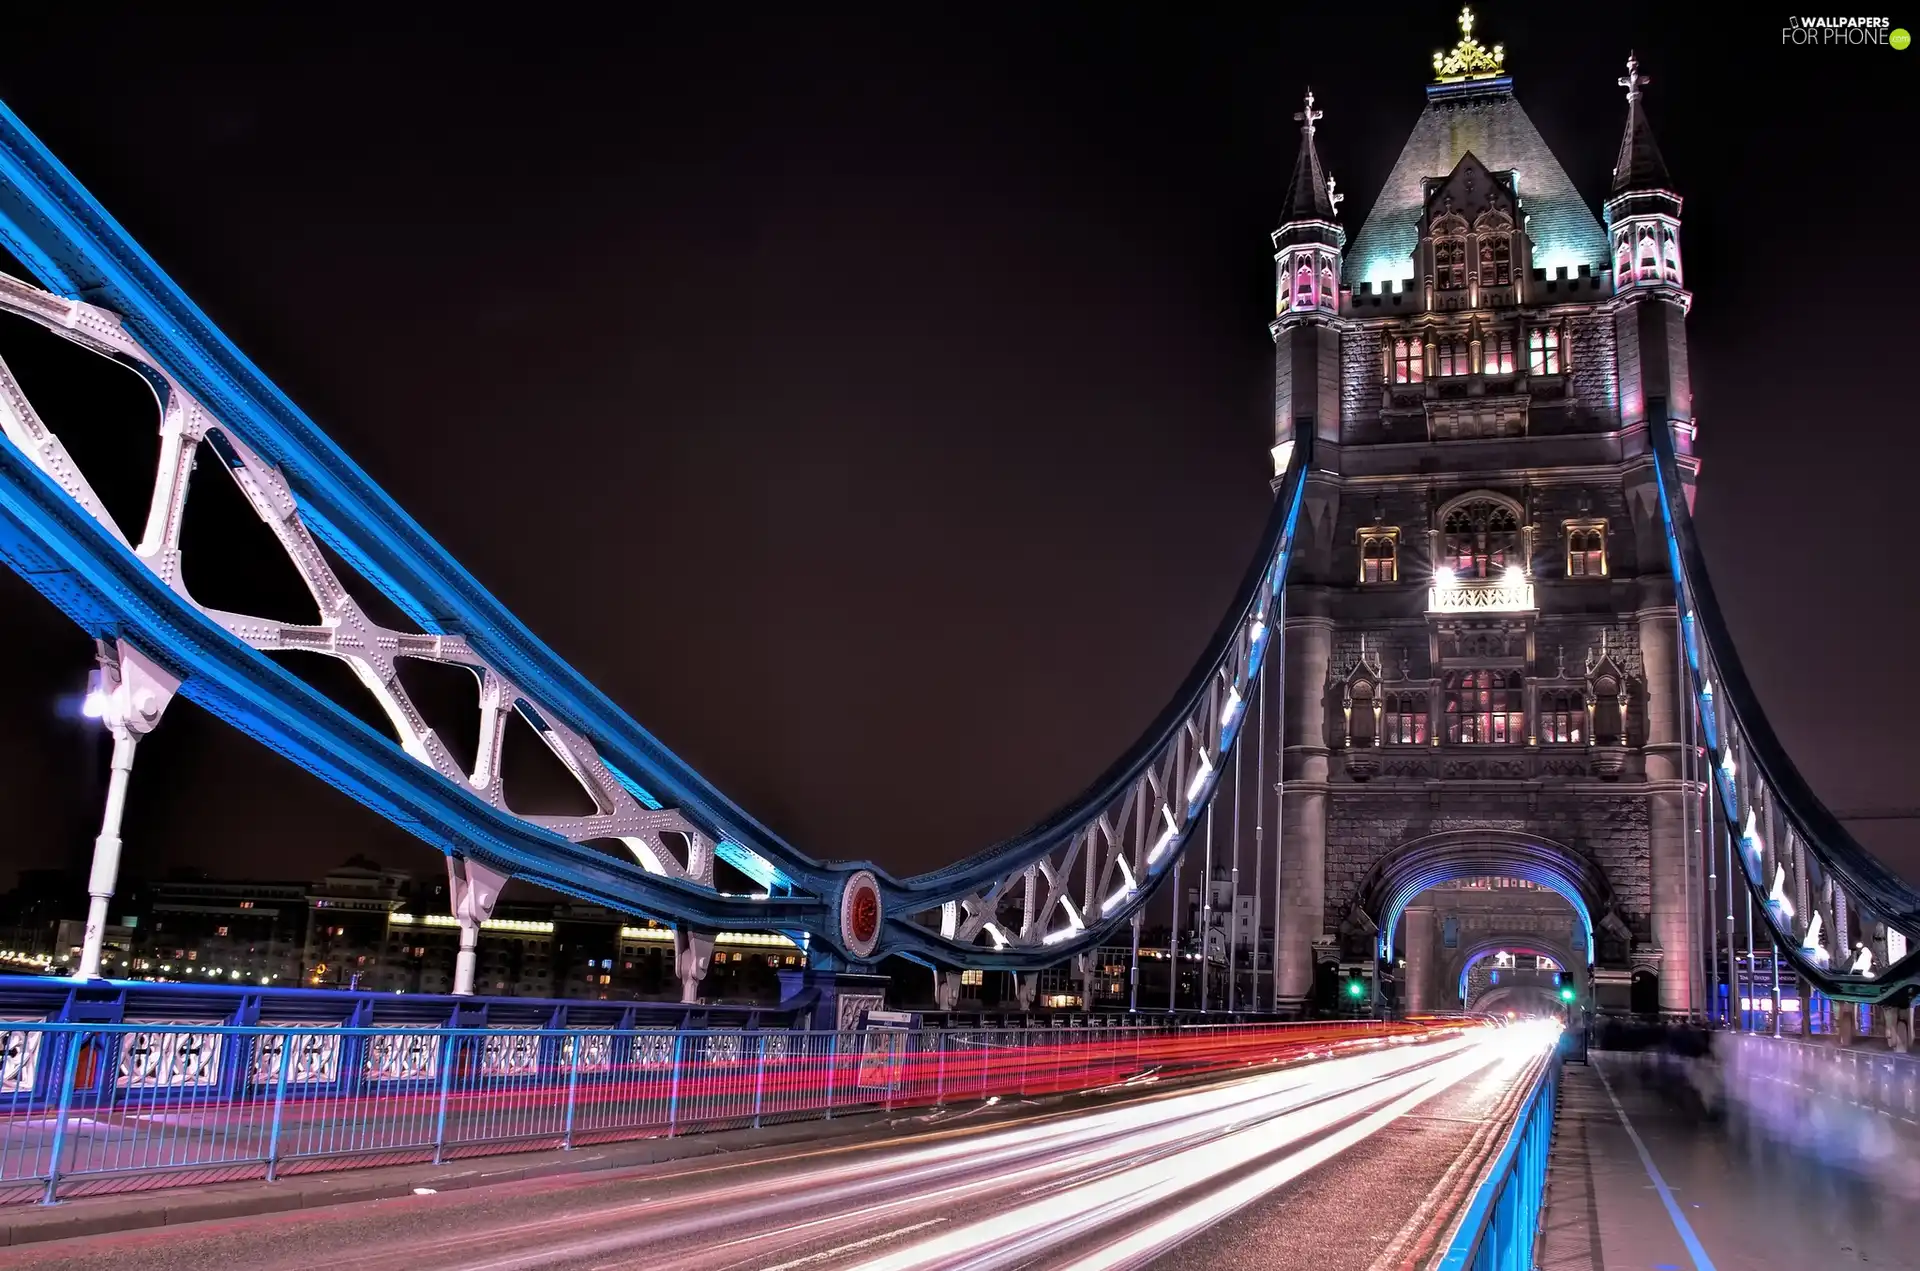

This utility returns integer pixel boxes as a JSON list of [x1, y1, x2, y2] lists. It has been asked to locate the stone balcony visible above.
[[1427, 572, 1535, 614]]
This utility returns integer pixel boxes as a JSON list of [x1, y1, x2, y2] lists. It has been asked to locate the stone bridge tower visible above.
[[1265, 11, 1701, 1018]]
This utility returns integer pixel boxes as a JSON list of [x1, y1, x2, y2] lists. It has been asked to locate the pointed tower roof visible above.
[[1345, 8, 1609, 288], [1279, 89, 1337, 224], [1610, 53, 1672, 194]]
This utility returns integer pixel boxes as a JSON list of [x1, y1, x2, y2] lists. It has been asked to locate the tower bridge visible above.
[[0, 10, 1913, 1264]]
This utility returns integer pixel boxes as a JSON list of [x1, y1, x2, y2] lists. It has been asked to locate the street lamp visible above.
[[72, 639, 177, 982]]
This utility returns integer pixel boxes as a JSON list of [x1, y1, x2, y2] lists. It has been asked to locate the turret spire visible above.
[[1611, 52, 1672, 194], [1279, 88, 1338, 223]]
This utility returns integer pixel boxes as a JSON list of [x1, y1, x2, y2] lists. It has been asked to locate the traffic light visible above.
[[1344, 978, 1366, 1000], [1558, 985, 1576, 1002]]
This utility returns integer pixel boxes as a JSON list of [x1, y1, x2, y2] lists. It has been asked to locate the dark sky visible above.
[[0, 4, 1914, 900]]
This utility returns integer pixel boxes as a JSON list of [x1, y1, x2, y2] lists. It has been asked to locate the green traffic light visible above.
[[1345, 979, 1365, 999], [1559, 986, 1575, 1002]]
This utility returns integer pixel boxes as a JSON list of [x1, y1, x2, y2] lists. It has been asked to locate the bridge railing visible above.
[[0, 1016, 1452, 1204], [1433, 1047, 1559, 1271]]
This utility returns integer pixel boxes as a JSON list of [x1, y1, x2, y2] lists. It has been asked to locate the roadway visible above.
[[0, 1025, 1553, 1271]]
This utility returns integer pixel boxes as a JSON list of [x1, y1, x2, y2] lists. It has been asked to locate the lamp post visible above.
[[73, 639, 177, 981]]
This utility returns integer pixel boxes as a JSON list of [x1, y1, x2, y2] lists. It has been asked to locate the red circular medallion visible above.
[[840, 870, 883, 959], [850, 887, 879, 944]]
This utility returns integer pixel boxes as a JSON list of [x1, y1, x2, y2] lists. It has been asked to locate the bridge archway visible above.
[[1447, 934, 1580, 1007], [1473, 983, 1566, 1018], [1362, 830, 1615, 966]]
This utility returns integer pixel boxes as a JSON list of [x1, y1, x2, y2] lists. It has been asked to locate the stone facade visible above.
[[1259, 32, 1700, 1016]]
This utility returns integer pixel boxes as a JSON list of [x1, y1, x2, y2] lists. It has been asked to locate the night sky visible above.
[[0, 4, 1914, 901]]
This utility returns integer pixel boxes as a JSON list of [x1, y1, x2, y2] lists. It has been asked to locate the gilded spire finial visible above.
[[1619, 51, 1650, 102], [1433, 5, 1505, 83], [1294, 88, 1322, 138], [1326, 175, 1344, 213]]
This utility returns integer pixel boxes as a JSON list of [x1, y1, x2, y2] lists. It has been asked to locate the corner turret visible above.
[[1603, 55, 1693, 449], [1270, 88, 1346, 468]]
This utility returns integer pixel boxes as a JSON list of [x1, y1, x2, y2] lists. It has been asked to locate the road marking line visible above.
[[1593, 1061, 1718, 1271]]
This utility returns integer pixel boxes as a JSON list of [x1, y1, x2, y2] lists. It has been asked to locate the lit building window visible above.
[[1437, 337, 1470, 377], [1565, 522, 1607, 578], [961, 969, 984, 986], [1392, 337, 1425, 384], [1383, 692, 1428, 744], [1441, 499, 1522, 578], [1528, 327, 1562, 375], [1486, 331, 1514, 375], [1360, 531, 1399, 584], [1540, 690, 1584, 743], [1444, 670, 1525, 744]]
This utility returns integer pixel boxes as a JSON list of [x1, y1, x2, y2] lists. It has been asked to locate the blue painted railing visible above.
[[1435, 1048, 1559, 1271]]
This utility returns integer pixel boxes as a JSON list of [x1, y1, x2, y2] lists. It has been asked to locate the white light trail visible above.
[[848, 1029, 1544, 1271]]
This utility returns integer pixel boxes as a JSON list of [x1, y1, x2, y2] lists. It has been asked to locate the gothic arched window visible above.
[[1616, 234, 1633, 284], [1661, 231, 1681, 284], [1567, 526, 1607, 577], [1437, 337, 1470, 377], [1432, 214, 1469, 291], [1393, 338, 1425, 384], [1320, 259, 1337, 305], [1360, 532, 1398, 584], [1592, 676, 1624, 743], [1444, 670, 1525, 744], [1636, 228, 1659, 278], [1347, 681, 1376, 746], [1293, 260, 1315, 310], [1487, 331, 1515, 375], [1478, 237, 1512, 286], [1384, 692, 1428, 744], [1527, 327, 1562, 375], [1442, 499, 1522, 578], [1541, 690, 1583, 743]]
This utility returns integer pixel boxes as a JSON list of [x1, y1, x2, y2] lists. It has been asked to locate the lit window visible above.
[[1528, 327, 1562, 375], [1442, 499, 1522, 578], [1565, 522, 1607, 578], [1392, 338, 1425, 384], [1383, 693, 1428, 744], [1437, 337, 1470, 377], [1615, 235, 1632, 284], [1636, 227, 1659, 279], [961, 969, 984, 986], [216, 926, 229, 937], [1661, 231, 1681, 284], [1359, 531, 1398, 584], [1444, 670, 1525, 744], [1486, 331, 1514, 375], [1540, 691, 1584, 743]]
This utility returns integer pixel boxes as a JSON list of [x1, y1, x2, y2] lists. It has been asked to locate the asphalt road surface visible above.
[[0, 1025, 1554, 1271]]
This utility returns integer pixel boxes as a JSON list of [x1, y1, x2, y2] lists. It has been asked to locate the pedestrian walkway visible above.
[[1539, 1048, 1920, 1269]]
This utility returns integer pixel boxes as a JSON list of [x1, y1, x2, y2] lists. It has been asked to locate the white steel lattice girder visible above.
[[0, 96, 1313, 968]]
